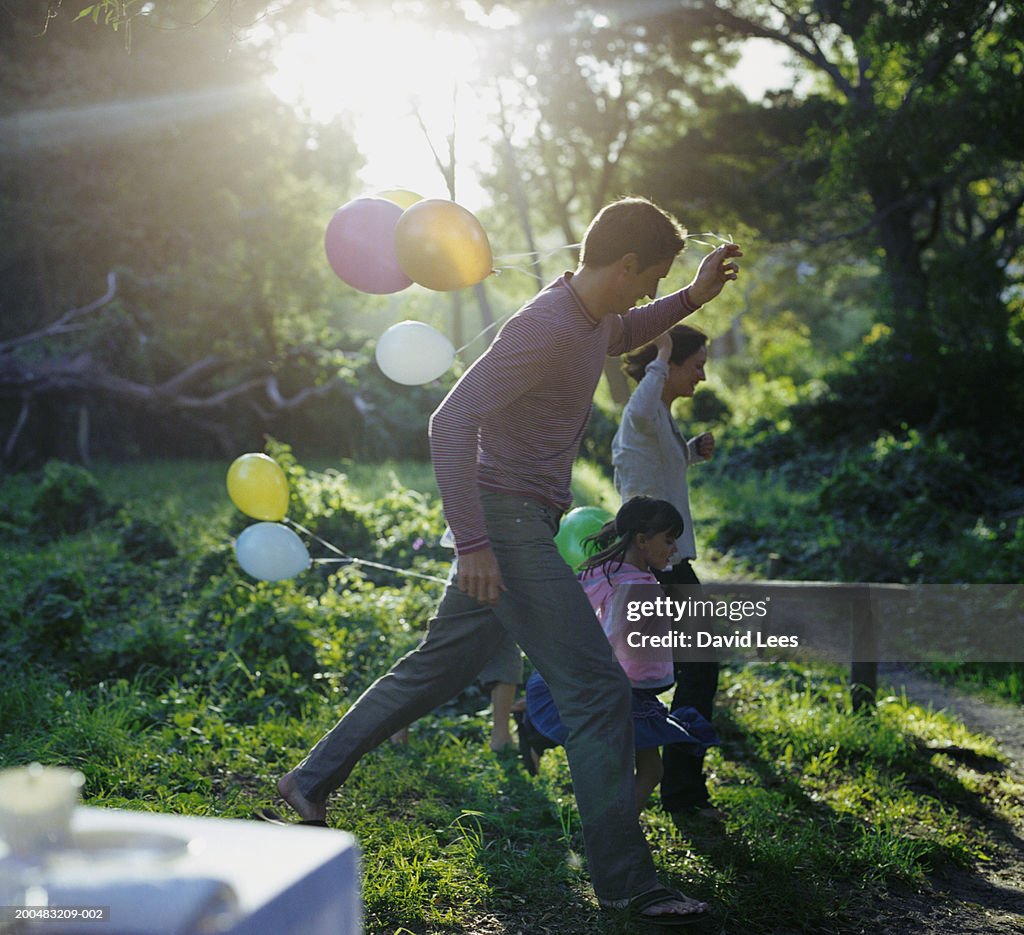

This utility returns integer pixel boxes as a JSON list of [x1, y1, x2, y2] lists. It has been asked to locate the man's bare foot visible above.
[[277, 770, 327, 823]]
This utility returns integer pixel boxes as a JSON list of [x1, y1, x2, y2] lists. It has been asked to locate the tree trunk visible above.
[[868, 173, 930, 326], [76, 402, 91, 465]]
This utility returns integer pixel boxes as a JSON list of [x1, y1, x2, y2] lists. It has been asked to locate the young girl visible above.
[[516, 496, 719, 811]]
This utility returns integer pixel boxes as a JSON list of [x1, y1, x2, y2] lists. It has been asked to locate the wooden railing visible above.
[[699, 581, 911, 711]]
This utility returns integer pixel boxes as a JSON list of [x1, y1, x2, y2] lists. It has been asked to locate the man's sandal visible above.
[[601, 886, 709, 927], [254, 807, 329, 828]]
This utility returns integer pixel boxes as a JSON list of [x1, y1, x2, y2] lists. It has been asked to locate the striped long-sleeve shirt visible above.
[[428, 273, 701, 555]]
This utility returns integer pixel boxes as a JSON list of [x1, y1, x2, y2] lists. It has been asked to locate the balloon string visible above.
[[495, 242, 581, 261], [690, 231, 735, 248], [456, 241, 581, 355], [285, 518, 347, 558], [455, 316, 506, 354], [490, 263, 544, 278], [285, 517, 449, 586], [449, 234, 736, 359], [313, 556, 449, 585]]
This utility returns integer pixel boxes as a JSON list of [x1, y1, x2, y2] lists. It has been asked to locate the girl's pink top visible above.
[[580, 561, 674, 689]]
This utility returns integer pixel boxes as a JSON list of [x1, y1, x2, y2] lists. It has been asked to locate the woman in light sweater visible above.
[[613, 325, 723, 818]]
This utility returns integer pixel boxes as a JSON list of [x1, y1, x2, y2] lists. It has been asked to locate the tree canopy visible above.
[[2, 0, 1022, 473]]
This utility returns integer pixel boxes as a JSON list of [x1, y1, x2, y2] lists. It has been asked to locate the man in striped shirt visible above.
[[278, 198, 741, 924]]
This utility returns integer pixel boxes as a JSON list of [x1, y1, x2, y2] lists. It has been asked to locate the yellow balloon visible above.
[[394, 199, 493, 292], [226, 453, 289, 521], [373, 188, 423, 210]]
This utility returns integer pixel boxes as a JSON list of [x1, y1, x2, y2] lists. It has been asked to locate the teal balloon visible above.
[[555, 506, 613, 571]]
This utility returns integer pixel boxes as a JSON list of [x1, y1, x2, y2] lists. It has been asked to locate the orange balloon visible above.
[[394, 199, 493, 291]]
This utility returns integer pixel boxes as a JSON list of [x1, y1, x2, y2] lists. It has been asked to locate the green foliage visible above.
[[787, 322, 1024, 476], [691, 382, 731, 425], [0, 9, 371, 463], [279, 452, 450, 581], [694, 418, 1023, 584], [819, 429, 988, 532], [4, 461, 1021, 934], [30, 460, 114, 536], [922, 662, 1024, 706], [717, 371, 804, 433], [118, 513, 178, 563], [18, 568, 92, 657], [568, 458, 619, 516], [577, 391, 619, 466]]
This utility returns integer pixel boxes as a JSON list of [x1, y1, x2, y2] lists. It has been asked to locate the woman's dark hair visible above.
[[579, 197, 687, 271], [622, 324, 708, 383], [580, 496, 684, 577]]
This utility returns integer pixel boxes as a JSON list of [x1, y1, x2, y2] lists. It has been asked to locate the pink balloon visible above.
[[324, 197, 413, 294]]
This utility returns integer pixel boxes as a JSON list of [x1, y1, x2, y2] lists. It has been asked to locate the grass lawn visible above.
[[2, 458, 1021, 934]]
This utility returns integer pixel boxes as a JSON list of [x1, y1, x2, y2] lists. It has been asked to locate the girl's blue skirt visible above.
[[524, 671, 719, 752]]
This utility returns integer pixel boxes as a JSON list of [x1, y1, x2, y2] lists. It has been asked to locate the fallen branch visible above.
[[0, 271, 119, 354], [1, 273, 376, 463]]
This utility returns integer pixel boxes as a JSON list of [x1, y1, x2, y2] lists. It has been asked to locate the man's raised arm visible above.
[[615, 243, 743, 355]]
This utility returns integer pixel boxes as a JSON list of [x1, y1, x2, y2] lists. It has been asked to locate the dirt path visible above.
[[868, 665, 1024, 934], [879, 664, 1024, 777]]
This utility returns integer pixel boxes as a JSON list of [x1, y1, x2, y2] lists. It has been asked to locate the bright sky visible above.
[[262, 14, 796, 213], [730, 38, 799, 100], [263, 11, 494, 209]]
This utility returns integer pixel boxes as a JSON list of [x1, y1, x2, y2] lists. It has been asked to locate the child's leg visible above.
[[477, 631, 524, 752], [489, 681, 517, 751], [634, 748, 664, 812]]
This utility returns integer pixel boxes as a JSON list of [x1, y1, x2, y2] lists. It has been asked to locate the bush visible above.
[[578, 392, 619, 466], [31, 460, 115, 537], [119, 514, 178, 563], [17, 568, 92, 657], [691, 383, 731, 424], [697, 424, 1020, 583], [819, 431, 991, 523], [815, 431, 1004, 581], [787, 324, 1024, 480]]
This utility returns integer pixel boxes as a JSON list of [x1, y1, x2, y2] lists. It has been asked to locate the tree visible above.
[[479, 1, 1023, 451], [470, 2, 739, 399], [1, 2, 375, 463], [662, 0, 1024, 451], [29, 0, 1024, 465]]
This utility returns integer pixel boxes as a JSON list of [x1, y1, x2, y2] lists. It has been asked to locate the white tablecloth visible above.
[[1, 807, 360, 935]]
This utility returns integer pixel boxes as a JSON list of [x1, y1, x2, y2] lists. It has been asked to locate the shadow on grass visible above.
[[319, 662, 1024, 935], [340, 700, 683, 935], [648, 672, 1024, 934]]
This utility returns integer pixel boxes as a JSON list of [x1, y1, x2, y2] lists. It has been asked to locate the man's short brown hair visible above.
[[579, 197, 687, 271]]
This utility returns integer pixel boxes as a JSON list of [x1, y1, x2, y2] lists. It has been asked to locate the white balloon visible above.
[[235, 522, 311, 582], [375, 320, 455, 386]]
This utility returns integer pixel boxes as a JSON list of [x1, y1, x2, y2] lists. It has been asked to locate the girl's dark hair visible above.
[[623, 324, 708, 383], [580, 496, 684, 576], [579, 197, 687, 271]]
